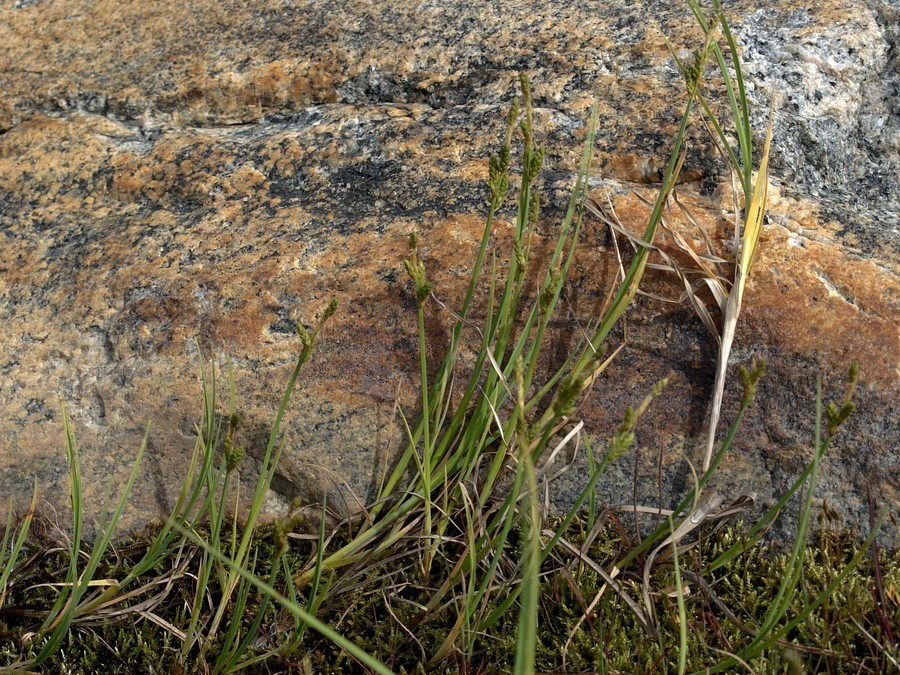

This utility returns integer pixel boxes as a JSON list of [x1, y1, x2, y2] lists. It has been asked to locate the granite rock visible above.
[[0, 0, 896, 545]]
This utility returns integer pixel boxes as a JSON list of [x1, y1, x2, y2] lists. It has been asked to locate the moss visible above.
[[1, 501, 896, 674]]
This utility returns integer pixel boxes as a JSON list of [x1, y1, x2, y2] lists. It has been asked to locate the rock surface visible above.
[[0, 0, 897, 545]]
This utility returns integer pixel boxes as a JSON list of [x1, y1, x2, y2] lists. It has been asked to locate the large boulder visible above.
[[0, 0, 896, 544]]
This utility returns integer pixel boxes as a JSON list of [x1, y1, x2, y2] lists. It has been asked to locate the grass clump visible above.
[[1, 1, 897, 673]]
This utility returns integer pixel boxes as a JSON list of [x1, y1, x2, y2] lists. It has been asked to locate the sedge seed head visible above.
[[553, 373, 583, 417], [295, 321, 312, 348], [529, 147, 544, 178], [740, 359, 767, 402], [273, 519, 288, 558], [842, 361, 859, 406], [649, 377, 669, 399], [519, 118, 533, 148], [506, 96, 520, 136], [323, 297, 339, 319], [826, 401, 855, 437], [608, 427, 635, 462], [513, 239, 527, 272], [416, 280, 432, 305], [539, 268, 561, 315], [223, 435, 244, 471], [529, 191, 540, 226], [519, 72, 531, 100], [226, 445, 244, 472]]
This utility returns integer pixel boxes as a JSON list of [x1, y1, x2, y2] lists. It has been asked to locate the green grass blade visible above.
[[172, 521, 396, 675], [670, 517, 688, 675], [513, 360, 540, 675], [0, 483, 37, 611]]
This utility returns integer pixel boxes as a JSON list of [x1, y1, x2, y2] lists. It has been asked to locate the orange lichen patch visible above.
[[726, 182, 900, 374], [0, 115, 114, 197], [0, 101, 14, 131], [223, 164, 269, 198], [126, 292, 200, 355], [246, 52, 350, 107], [161, 50, 352, 124], [259, 136, 308, 179], [109, 133, 250, 205], [596, 152, 669, 184], [593, 149, 707, 186], [456, 159, 489, 183], [794, 0, 875, 40], [632, 32, 674, 64], [246, 61, 292, 105], [209, 293, 276, 347], [817, 256, 896, 320], [110, 153, 152, 196], [748, 226, 899, 389]]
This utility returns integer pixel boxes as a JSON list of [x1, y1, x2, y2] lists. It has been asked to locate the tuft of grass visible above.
[[1, 2, 896, 673]]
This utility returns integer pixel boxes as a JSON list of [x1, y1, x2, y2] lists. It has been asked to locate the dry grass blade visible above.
[[641, 494, 721, 627], [850, 617, 900, 669], [585, 193, 666, 258], [553, 535, 651, 632], [661, 198, 729, 287], [655, 197, 729, 343], [588, 189, 732, 359], [533, 420, 583, 484], [703, 100, 774, 472]]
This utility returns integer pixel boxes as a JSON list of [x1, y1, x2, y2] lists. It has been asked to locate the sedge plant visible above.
[[279, 5, 734, 666]]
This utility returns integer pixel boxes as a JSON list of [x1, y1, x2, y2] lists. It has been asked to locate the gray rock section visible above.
[[736, 1, 899, 260]]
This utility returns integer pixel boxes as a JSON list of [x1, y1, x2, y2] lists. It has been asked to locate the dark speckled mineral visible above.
[[0, 0, 896, 545]]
